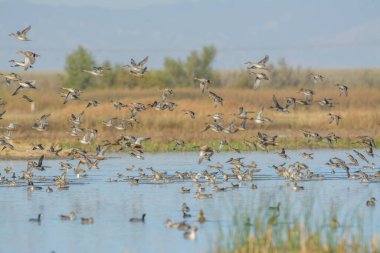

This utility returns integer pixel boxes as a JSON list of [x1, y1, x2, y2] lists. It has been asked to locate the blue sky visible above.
[[0, 0, 198, 9], [0, 0, 379, 70]]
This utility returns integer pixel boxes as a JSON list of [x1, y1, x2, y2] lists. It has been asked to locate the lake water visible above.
[[0, 150, 379, 253]]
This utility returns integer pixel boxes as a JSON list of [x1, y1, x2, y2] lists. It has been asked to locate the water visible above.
[[0, 150, 379, 253]]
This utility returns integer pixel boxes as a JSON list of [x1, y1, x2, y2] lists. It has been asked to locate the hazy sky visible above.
[[1, 0, 379, 70], [0, 0, 199, 9]]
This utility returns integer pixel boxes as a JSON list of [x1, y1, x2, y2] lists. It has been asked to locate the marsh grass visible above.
[[0, 77, 379, 158], [214, 201, 379, 253]]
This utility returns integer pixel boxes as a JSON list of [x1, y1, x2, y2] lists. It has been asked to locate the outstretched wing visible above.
[[138, 56, 149, 67], [38, 155, 44, 167], [21, 25, 31, 35], [130, 58, 137, 66], [12, 86, 23, 96], [258, 55, 269, 65], [272, 95, 280, 107]]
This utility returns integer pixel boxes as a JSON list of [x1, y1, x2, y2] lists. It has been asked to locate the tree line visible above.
[[60, 46, 380, 89]]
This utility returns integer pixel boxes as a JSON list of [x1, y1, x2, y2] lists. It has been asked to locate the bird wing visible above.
[[21, 25, 31, 35], [130, 58, 137, 66], [135, 137, 151, 145], [38, 155, 44, 167], [258, 55, 269, 65], [138, 56, 149, 67], [272, 95, 280, 107], [12, 86, 23, 96]]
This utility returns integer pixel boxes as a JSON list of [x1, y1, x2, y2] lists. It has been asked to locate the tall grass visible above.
[[214, 203, 379, 253], [0, 71, 379, 157]]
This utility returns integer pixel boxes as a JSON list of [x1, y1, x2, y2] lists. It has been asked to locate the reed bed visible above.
[[214, 204, 379, 253]]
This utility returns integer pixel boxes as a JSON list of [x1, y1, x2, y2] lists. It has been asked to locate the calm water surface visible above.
[[0, 150, 379, 253]]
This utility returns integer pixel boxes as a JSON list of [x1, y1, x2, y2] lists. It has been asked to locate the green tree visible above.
[[98, 60, 114, 88], [162, 45, 219, 87], [62, 46, 96, 89]]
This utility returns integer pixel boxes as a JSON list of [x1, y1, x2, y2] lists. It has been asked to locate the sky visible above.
[[0, 0, 198, 10], [0, 0, 379, 70]]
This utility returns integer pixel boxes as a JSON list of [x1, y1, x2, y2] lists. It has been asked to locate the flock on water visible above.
[[0, 25, 379, 242]]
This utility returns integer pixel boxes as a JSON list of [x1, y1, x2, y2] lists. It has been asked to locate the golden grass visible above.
[[0, 77, 379, 158]]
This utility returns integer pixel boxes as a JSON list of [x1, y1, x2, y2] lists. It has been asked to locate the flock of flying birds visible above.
[[1, 25, 379, 241]]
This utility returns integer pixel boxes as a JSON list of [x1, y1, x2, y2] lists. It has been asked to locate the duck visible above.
[[275, 148, 290, 159], [9, 59, 32, 70], [182, 203, 190, 213], [17, 51, 40, 68], [208, 91, 223, 107], [366, 197, 376, 207], [22, 95, 33, 103], [81, 217, 94, 224], [29, 213, 42, 223], [195, 191, 213, 199], [245, 55, 269, 70], [269, 202, 281, 212], [298, 88, 315, 103], [129, 213, 146, 223], [255, 105, 272, 126], [336, 84, 348, 96], [123, 56, 148, 77], [300, 152, 314, 159], [270, 95, 290, 113], [193, 77, 212, 93], [198, 209, 206, 223], [161, 88, 174, 101], [309, 73, 325, 83], [12, 80, 36, 96], [82, 66, 109, 77], [0, 72, 21, 86], [207, 112, 224, 123], [328, 113, 341, 126], [198, 145, 214, 164], [183, 226, 198, 240], [9, 25, 32, 41], [249, 72, 269, 90], [60, 211, 76, 221], [182, 110, 196, 119], [27, 181, 43, 191], [46, 186, 53, 193], [165, 219, 191, 230]]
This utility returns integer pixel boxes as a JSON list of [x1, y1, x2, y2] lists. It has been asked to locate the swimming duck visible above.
[[29, 213, 42, 223], [129, 213, 146, 223], [366, 197, 376, 207], [81, 217, 94, 224], [183, 226, 197, 240], [60, 211, 76, 221]]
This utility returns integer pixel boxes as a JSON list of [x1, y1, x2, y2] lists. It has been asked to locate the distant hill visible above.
[[0, 0, 379, 70]]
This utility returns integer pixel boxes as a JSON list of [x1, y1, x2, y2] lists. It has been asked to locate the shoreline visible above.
[[1, 139, 377, 160]]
